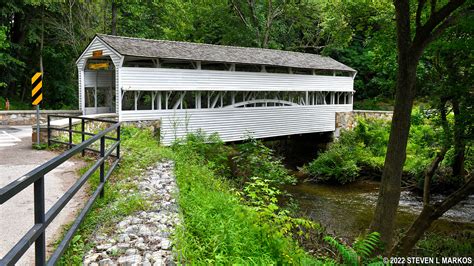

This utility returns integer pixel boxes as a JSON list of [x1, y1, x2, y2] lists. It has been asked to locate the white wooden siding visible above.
[[76, 37, 123, 69], [120, 105, 352, 145], [78, 67, 84, 112], [116, 67, 122, 114], [84, 71, 114, 87], [120, 67, 354, 92]]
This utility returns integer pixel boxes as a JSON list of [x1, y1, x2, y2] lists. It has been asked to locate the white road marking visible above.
[[0, 131, 21, 147]]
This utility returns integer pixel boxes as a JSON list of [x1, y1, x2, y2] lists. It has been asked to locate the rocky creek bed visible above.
[[83, 160, 180, 266]]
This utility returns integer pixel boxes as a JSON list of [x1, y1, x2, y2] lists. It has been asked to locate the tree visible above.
[[370, 0, 468, 249], [390, 17, 474, 255], [229, 0, 285, 48]]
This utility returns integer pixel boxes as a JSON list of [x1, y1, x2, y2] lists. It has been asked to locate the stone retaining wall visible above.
[[0, 110, 82, 126], [335, 110, 393, 137]]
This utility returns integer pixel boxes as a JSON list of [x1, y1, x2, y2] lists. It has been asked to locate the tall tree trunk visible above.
[[370, 0, 418, 249], [370, 0, 466, 250], [452, 99, 465, 177], [392, 176, 473, 256], [111, 0, 117, 35]]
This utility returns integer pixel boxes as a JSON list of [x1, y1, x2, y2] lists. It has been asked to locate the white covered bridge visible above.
[[76, 34, 356, 145]]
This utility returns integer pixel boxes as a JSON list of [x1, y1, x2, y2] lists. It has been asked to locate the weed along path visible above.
[[84, 161, 180, 265]]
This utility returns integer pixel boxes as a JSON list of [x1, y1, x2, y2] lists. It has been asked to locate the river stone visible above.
[[97, 244, 112, 251], [117, 254, 142, 266], [138, 225, 152, 236], [125, 248, 138, 255], [117, 243, 130, 250], [99, 258, 115, 266], [161, 239, 171, 250]]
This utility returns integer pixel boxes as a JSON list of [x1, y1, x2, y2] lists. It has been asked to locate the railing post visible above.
[[81, 118, 85, 156], [47, 115, 51, 147], [34, 176, 46, 266], [117, 125, 121, 159], [68, 117, 72, 149], [100, 136, 105, 198]]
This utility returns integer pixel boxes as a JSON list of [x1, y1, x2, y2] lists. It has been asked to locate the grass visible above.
[[416, 231, 474, 257], [171, 137, 321, 265]]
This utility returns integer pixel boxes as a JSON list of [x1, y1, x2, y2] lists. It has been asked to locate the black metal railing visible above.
[[47, 115, 120, 157], [0, 116, 121, 266]]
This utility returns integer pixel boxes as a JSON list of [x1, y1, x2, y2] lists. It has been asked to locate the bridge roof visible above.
[[96, 34, 355, 73]]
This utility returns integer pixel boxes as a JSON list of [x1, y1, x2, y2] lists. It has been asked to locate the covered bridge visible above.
[[76, 34, 356, 145]]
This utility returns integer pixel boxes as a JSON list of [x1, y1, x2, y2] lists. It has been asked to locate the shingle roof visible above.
[[96, 34, 355, 73]]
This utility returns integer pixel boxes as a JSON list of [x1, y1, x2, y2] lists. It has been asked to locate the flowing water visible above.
[[285, 181, 474, 238]]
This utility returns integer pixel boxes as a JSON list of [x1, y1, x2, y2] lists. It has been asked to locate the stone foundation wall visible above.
[[335, 110, 393, 137], [0, 110, 82, 126]]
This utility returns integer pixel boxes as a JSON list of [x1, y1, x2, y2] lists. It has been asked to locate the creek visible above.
[[264, 135, 473, 240], [285, 180, 474, 239]]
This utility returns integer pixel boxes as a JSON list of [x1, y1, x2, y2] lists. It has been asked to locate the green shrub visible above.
[[305, 131, 362, 184], [172, 130, 232, 177], [234, 138, 296, 186], [305, 108, 445, 184]]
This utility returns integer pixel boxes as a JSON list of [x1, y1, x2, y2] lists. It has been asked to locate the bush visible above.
[[305, 131, 361, 184], [233, 138, 296, 186], [172, 130, 232, 177]]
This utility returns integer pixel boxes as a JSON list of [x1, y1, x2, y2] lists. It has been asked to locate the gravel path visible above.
[[84, 161, 180, 266]]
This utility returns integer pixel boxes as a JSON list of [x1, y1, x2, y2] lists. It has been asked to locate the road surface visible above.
[[0, 126, 87, 265]]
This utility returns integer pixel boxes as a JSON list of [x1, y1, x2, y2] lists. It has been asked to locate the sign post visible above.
[[32, 72, 43, 146]]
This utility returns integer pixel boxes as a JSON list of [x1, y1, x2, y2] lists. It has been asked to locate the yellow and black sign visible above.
[[32, 72, 43, 105], [88, 62, 110, 70]]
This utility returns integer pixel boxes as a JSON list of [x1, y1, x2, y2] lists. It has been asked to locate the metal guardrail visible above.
[[0, 116, 121, 265], [47, 115, 120, 157]]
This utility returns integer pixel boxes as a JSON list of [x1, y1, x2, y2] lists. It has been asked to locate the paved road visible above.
[[0, 130, 22, 147], [0, 126, 86, 265]]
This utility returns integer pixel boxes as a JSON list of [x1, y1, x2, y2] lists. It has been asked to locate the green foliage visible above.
[[172, 135, 319, 264], [416, 231, 474, 257], [305, 129, 364, 184], [352, 232, 382, 259], [171, 133, 320, 264], [324, 232, 382, 265], [234, 137, 296, 186], [172, 130, 232, 177], [306, 108, 444, 184], [304, 132, 361, 184], [61, 234, 84, 265], [242, 177, 319, 238]]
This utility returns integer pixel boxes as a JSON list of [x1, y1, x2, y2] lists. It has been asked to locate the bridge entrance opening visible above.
[[84, 56, 115, 115]]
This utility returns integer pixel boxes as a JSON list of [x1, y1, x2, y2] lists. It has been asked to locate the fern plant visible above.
[[323, 232, 383, 265]]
